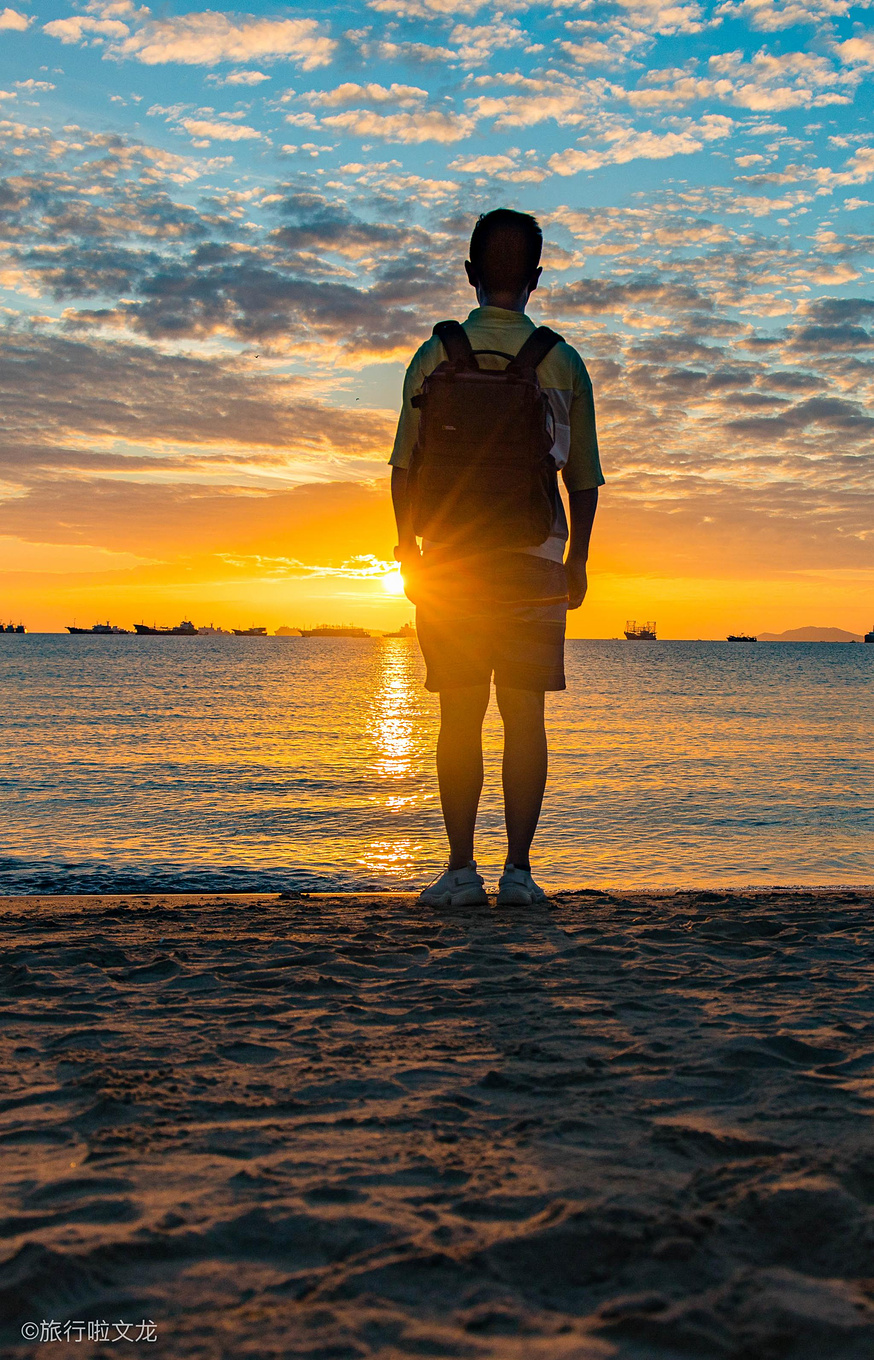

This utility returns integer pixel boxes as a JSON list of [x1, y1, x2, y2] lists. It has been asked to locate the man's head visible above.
[[465, 208, 543, 312]]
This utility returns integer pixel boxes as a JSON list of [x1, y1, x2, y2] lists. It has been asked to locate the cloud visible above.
[[320, 108, 476, 144], [614, 0, 708, 34], [814, 146, 874, 189], [107, 12, 335, 69], [716, 0, 852, 30], [272, 190, 418, 257], [180, 118, 261, 143], [560, 24, 650, 68], [64, 254, 443, 356], [0, 332, 394, 463], [304, 82, 428, 109], [43, 15, 130, 43], [627, 47, 858, 110], [549, 115, 734, 175], [367, 0, 494, 15], [798, 297, 874, 325], [448, 18, 528, 66], [0, 7, 29, 31], [205, 69, 270, 86], [448, 149, 548, 181], [549, 274, 712, 317], [363, 38, 456, 64], [217, 551, 397, 580], [834, 32, 874, 70], [465, 72, 609, 128]]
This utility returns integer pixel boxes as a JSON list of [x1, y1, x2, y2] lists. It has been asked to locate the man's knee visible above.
[[439, 684, 490, 729], [496, 686, 545, 729]]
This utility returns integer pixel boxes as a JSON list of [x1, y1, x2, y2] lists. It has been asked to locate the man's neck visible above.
[[475, 289, 529, 314]]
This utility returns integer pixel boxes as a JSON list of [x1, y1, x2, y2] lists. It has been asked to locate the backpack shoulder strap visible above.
[[433, 319, 476, 368], [508, 325, 563, 375]]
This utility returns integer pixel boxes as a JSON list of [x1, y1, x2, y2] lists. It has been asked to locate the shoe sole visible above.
[[417, 887, 489, 907]]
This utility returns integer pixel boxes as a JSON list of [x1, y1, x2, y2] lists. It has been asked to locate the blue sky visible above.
[[0, 0, 872, 633]]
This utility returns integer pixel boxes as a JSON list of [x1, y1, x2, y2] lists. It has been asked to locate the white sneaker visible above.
[[417, 861, 488, 907], [496, 864, 548, 905]]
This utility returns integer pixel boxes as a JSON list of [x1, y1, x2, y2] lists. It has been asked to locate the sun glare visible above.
[[382, 569, 406, 596]]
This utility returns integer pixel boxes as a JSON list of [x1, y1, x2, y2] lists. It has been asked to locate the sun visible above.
[[382, 568, 406, 596]]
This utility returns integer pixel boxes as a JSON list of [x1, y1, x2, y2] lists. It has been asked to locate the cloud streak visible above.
[[45, 9, 336, 69]]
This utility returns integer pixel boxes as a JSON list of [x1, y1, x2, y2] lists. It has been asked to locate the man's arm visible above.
[[565, 487, 598, 610], [391, 466, 421, 601], [391, 466, 418, 557]]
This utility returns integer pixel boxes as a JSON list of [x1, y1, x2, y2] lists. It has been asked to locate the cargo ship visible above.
[[67, 622, 130, 634], [383, 622, 415, 638], [624, 620, 657, 640], [299, 625, 371, 638], [2, 622, 25, 633], [727, 634, 757, 642], [232, 626, 267, 636], [866, 625, 874, 644], [134, 621, 197, 635]]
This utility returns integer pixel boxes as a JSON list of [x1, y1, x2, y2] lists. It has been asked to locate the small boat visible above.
[[299, 625, 371, 638], [67, 622, 130, 635], [134, 621, 197, 635], [727, 634, 757, 642], [232, 626, 267, 636], [624, 620, 657, 640], [383, 622, 415, 638]]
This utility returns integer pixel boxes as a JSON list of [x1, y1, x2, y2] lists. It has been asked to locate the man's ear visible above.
[[528, 266, 543, 295], [464, 260, 478, 289]]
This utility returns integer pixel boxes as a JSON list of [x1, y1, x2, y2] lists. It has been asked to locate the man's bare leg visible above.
[[437, 685, 491, 869], [496, 686, 547, 870]]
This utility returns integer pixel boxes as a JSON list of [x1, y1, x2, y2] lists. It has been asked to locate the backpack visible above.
[[407, 319, 563, 552]]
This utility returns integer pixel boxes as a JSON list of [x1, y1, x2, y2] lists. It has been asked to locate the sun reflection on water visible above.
[[361, 637, 432, 879], [371, 639, 419, 799]]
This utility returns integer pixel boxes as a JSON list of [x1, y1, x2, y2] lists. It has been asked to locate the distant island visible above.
[[758, 627, 864, 643]]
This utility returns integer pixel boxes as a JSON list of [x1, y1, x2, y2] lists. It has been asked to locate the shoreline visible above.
[[3, 883, 874, 906], [3, 887, 874, 1357]]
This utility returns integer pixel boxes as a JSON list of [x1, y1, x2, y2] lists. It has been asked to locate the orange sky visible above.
[[3, 467, 871, 637]]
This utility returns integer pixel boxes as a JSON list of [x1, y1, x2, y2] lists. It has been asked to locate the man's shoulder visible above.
[[405, 331, 444, 380], [538, 334, 590, 388]]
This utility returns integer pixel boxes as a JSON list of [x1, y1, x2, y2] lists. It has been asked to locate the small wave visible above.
[[0, 857, 413, 896]]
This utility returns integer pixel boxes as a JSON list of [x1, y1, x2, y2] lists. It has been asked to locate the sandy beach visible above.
[[2, 887, 874, 1358]]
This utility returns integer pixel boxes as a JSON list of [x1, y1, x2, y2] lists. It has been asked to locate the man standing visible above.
[[390, 208, 603, 906]]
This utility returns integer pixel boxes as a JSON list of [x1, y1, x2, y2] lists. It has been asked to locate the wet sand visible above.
[[2, 888, 874, 1358]]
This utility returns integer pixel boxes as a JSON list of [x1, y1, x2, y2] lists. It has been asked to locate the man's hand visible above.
[[566, 555, 588, 610], [565, 487, 598, 610], [394, 543, 422, 604]]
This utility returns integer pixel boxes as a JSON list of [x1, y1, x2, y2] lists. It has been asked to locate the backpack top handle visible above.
[[433, 320, 563, 376]]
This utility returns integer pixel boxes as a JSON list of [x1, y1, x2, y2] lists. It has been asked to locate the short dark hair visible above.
[[468, 209, 543, 294]]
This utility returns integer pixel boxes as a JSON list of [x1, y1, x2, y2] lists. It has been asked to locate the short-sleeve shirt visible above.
[[390, 305, 603, 563]]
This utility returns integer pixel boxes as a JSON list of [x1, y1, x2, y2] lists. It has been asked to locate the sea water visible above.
[[0, 634, 870, 893]]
